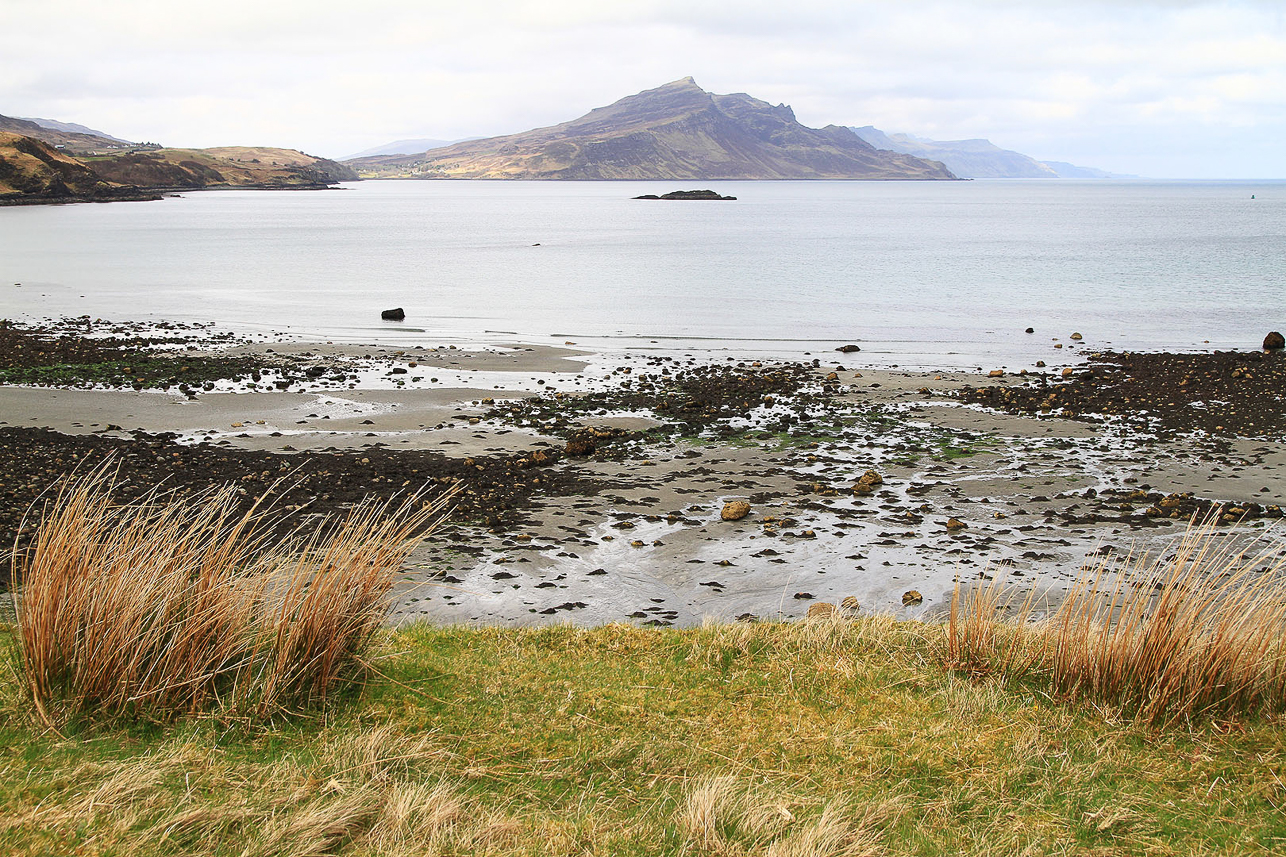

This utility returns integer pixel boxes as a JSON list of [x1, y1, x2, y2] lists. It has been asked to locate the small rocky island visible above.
[[633, 189, 737, 200]]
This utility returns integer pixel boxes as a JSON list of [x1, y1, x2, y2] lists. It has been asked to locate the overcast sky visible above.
[[2, 0, 1283, 177]]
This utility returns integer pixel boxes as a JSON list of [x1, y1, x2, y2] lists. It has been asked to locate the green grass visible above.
[[3, 617, 1285, 855]]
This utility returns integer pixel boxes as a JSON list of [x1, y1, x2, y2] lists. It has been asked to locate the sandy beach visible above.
[[3, 320, 1284, 624]]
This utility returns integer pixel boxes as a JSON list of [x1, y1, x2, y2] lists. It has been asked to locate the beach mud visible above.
[[2, 319, 1284, 624]]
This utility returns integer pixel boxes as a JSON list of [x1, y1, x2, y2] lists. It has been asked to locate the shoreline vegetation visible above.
[[4, 516, 1286, 853], [3, 317, 1286, 853]]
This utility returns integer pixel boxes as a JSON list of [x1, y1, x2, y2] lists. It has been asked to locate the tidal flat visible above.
[[2, 317, 1283, 623]]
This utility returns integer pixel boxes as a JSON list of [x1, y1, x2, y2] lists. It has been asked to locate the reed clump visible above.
[[947, 520, 1286, 726], [9, 468, 454, 725]]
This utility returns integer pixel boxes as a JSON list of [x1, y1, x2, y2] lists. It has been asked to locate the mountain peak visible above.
[[350, 81, 957, 181]]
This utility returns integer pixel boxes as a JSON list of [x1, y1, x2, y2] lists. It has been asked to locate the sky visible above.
[[1, 0, 1283, 178]]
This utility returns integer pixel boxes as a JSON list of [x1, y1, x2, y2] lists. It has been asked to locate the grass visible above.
[[2, 616, 1285, 855], [3, 484, 1286, 854], [9, 468, 454, 726], [947, 520, 1286, 727]]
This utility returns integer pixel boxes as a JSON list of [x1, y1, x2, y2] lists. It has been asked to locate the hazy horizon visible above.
[[2, 0, 1283, 179]]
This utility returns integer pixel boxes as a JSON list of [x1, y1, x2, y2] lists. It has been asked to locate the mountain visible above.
[[349, 78, 956, 180], [0, 132, 155, 203], [86, 146, 357, 189], [342, 137, 480, 160], [851, 127, 1057, 178], [1041, 160, 1133, 179], [0, 114, 132, 155], [19, 117, 132, 144], [851, 126, 1133, 179]]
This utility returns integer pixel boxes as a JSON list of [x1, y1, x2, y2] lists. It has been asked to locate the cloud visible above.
[[0, 0, 1282, 176]]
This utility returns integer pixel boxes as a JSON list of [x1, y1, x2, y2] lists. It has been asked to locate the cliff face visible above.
[[350, 79, 956, 180]]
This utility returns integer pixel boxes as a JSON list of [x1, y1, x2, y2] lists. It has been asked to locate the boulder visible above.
[[807, 602, 837, 619], [721, 500, 751, 521], [836, 344, 861, 353], [1264, 331, 1285, 350], [381, 307, 406, 321]]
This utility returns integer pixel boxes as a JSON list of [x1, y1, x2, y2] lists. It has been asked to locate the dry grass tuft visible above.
[[946, 571, 1041, 679], [1043, 520, 1286, 726], [9, 466, 454, 724], [678, 776, 897, 856], [945, 520, 1286, 725]]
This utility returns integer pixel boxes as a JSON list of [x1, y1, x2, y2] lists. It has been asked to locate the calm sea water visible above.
[[2, 179, 1283, 368]]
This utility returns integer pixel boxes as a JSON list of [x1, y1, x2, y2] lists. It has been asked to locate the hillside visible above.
[[0, 132, 155, 203], [0, 113, 133, 155], [84, 146, 358, 189], [350, 78, 956, 180], [851, 127, 1058, 178]]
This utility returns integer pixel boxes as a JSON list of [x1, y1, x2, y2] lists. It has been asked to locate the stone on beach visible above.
[[1264, 331, 1285, 350], [721, 500, 751, 521], [902, 590, 923, 607]]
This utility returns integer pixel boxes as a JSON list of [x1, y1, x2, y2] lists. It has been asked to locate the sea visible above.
[[2, 178, 1283, 369]]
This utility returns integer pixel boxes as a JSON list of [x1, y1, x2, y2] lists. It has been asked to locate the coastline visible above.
[[3, 319, 1283, 623]]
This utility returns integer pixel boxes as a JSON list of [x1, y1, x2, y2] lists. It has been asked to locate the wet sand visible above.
[[5, 335, 1283, 626]]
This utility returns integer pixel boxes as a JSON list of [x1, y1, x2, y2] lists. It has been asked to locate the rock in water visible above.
[[721, 500, 751, 521], [836, 344, 861, 353], [634, 189, 737, 201], [381, 307, 406, 321], [1264, 331, 1285, 350]]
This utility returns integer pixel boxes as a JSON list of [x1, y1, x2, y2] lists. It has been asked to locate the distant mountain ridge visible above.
[[342, 137, 481, 160], [349, 78, 956, 181], [19, 117, 132, 144], [850, 126, 1131, 179]]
